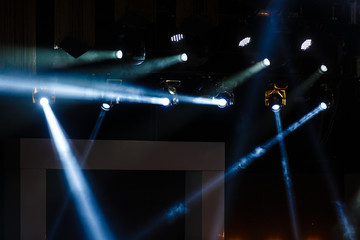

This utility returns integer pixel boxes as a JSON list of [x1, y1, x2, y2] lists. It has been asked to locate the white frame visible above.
[[20, 138, 225, 240]]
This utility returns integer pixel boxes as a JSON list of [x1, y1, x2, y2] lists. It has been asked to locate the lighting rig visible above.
[[32, 87, 55, 105], [265, 83, 288, 112], [163, 79, 181, 105]]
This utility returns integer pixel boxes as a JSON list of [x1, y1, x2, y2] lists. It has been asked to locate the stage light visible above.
[[272, 104, 281, 112], [39, 97, 49, 106], [160, 98, 171, 106], [180, 53, 188, 62], [239, 37, 251, 47], [263, 58, 271, 66], [265, 84, 287, 111], [215, 90, 234, 108], [32, 87, 55, 105], [171, 34, 184, 42], [163, 80, 181, 105], [320, 102, 327, 110], [218, 98, 228, 108], [301, 39, 312, 51], [114, 50, 123, 59], [319, 64, 328, 73], [101, 103, 112, 111]]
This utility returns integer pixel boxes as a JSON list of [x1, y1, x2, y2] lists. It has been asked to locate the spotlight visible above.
[[320, 102, 328, 110], [319, 64, 328, 74], [218, 98, 228, 108], [163, 80, 181, 105], [263, 58, 271, 67], [272, 104, 281, 112], [239, 37, 251, 47], [101, 103, 112, 111], [179, 53, 188, 62], [114, 50, 123, 59], [300, 39, 312, 51], [265, 84, 287, 112], [170, 34, 184, 42], [215, 91, 234, 108], [39, 97, 49, 106], [161, 98, 171, 106], [32, 87, 55, 105]]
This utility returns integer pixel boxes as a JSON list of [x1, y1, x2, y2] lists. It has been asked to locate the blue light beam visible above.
[[274, 110, 300, 240], [336, 201, 357, 240], [134, 103, 327, 237], [41, 100, 115, 240]]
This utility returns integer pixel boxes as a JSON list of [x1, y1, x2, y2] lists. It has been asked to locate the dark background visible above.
[[1, 0, 360, 239]]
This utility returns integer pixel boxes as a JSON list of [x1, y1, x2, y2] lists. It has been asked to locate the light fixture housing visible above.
[[32, 87, 55, 105], [265, 84, 287, 111], [163, 80, 182, 105]]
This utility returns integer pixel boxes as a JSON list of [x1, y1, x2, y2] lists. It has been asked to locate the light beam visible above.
[[274, 110, 300, 240], [41, 101, 115, 240], [223, 58, 270, 90], [134, 103, 327, 237]]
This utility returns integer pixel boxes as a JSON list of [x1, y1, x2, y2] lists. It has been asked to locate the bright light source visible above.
[[263, 58, 270, 66], [217, 98, 228, 108], [161, 98, 171, 106], [272, 104, 281, 112], [319, 64, 328, 73], [115, 50, 123, 59], [101, 103, 111, 111], [320, 102, 327, 110], [39, 97, 49, 106], [301, 39, 312, 51], [180, 53, 188, 62], [171, 34, 184, 42], [239, 37, 251, 47]]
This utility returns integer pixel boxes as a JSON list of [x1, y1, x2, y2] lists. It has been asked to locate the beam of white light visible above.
[[41, 101, 115, 240], [0, 73, 224, 107], [274, 110, 300, 240], [223, 58, 270, 89], [133, 103, 327, 237], [111, 53, 186, 78]]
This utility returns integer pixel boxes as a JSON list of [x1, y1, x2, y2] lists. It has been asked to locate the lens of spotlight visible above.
[[239, 37, 251, 47], [300, 39, 312, 51], [101, 103, 111, 111], [40, 97, 49, 106], [272, 104, 281, 112], [320, 102, 327, 110], [217, 98, 228, 108], [180, 53, 188, 62], [115, 50, 123, 59], [320, 64, 328, 73], [263, 58, 270, 66], [161, 98, 171, 106]]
